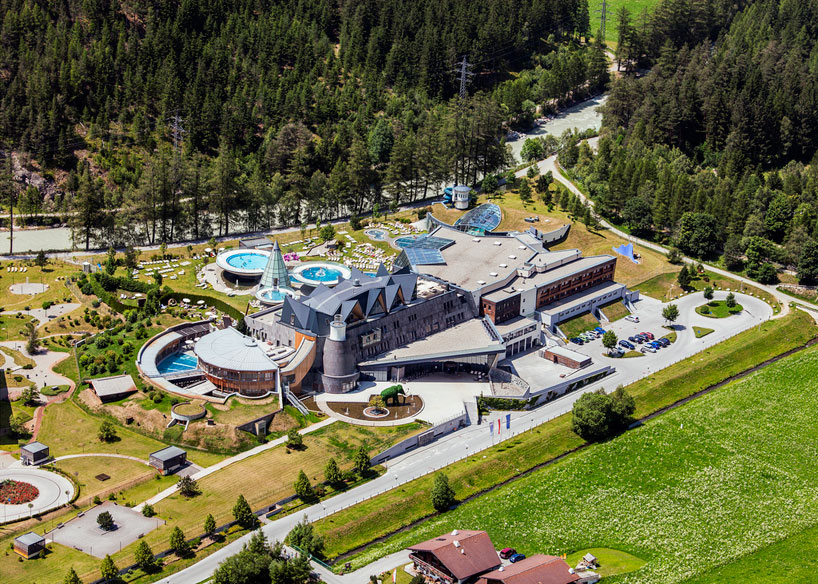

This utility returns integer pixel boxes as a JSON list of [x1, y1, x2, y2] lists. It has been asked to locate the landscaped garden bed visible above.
[[694, 326, 714, 338], [325, 396, 424, 421], [0, 479, 39, 504], [696, 300, 743, 318]]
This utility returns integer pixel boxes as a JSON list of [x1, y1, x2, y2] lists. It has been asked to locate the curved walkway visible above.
[[522, 155, 806, 320], [5, 345, 78, 441], [0, 467, 75, 523], [315, 399, 426, 427], [52, 453, 150, 465], [134, 417, 336, 512]]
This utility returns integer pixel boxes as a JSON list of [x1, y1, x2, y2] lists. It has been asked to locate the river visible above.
[[0, 94, 607, 255]]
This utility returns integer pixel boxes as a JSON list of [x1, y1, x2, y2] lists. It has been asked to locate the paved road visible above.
[[0, 467, 74, 522], [155, 291, 772, 584], [531, 154, 818, 320]]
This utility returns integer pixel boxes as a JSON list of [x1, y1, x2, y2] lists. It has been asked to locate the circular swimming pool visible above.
[[290, 262, 352, 286], [216, 249, 271, 277], [255, 286, 297, 305], [365, 228, 388, 241]]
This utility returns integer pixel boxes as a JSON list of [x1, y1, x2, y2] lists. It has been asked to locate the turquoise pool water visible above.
[[296, 266, 343, 282], [226, 252, 268, 270], [365, 228, 387, 240], [260, 289, 291, 301], [157, 353, 198, 375]]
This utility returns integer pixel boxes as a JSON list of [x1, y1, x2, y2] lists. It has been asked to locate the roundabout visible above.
[[0, 468, 74, 523]]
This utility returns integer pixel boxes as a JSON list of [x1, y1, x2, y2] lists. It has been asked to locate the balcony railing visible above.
[[409, 554, 455, 584]]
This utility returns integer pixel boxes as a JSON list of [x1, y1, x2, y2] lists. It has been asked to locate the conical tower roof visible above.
[[259, 240, 291, 289]]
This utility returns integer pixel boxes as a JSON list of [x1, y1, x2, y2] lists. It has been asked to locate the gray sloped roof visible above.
[[21, 441, 48, 454], [279, 266, 418, 336], [150, 445, 187, 462], [194, 327, 279, 372]]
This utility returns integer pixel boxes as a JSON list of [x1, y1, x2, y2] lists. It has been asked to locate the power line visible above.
[[597, 0, 609, 41]]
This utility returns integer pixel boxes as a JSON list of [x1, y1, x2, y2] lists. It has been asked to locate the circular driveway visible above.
[[0, 467, 74, 523]]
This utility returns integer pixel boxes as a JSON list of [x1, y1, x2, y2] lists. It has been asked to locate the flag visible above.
[[497, 419, 500, 434], [393, 569, 397, 584], [506, 413, 511, 430]]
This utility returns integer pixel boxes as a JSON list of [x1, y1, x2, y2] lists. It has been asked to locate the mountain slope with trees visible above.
[[563, 0, 818, 284], [0, 0, 605, 248]]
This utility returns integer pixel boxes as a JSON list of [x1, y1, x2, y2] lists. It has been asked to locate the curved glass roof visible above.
[[454, 203, 502, 233], [395, 234, 455, 250]]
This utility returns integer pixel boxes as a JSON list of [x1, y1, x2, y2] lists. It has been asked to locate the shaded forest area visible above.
[[564, 0, 818, 284], [0, 0, 607, 248]]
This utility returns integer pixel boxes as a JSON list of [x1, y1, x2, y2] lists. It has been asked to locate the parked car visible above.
[[658, 338, 670, 347], [594, 327, 606, 334], [499, 548, 517, 560], [649, 341, 662, 349], [509, 553, 526, 563], [642, 332, 654, 340], [641, 346, 656, 353], [625, 315, 640, 323], [619, 340, 635, 350], [628, 336, 639, 343], [570, 338, 583, 345]]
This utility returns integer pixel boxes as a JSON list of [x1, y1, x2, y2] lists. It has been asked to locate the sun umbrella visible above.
[[197, 300, 205, 305], [182, 298, 191, 304]]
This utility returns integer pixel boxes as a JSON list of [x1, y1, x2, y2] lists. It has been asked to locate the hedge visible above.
[[477, 395, 541, 411], [159, 291, 243, 321], [86, 274, 134, 313]]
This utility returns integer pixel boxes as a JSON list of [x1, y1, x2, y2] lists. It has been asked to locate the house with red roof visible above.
[[476, 555, 591, 584], [408, 530, 501, 584]]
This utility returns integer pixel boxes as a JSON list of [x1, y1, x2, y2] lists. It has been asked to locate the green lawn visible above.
[[633, 270, 780, 312], [681, 523, 818, 584], [559, 311, 599, 338], [565, 547, 646, 578], [696, 300, 742, 318], [348, 344, 818, 584], [693, 326, 714, 338], [315, 310, 818, 561], [599, 299, 630, 322], [37, 398, 223, 467], [591, 0, 663, 43]]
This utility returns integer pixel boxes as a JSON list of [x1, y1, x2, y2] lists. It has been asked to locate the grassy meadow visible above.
[[314, 309, 818, 561], [347, 344, 818, 583]]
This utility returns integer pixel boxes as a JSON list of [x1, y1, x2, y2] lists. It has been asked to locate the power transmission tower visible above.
[[456, 55, 474, 101], [167, 113, 186, 241], [169, 113, 186, 155], [452, 56, 474, 185]]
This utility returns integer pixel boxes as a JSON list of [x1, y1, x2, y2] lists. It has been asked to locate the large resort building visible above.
[[243, 212, 637, 398], [136, 204, 637, 408]]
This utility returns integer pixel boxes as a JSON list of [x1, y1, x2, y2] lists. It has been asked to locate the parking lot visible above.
[[564, 291, 774, 385], [47, 502, 164, 558]]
